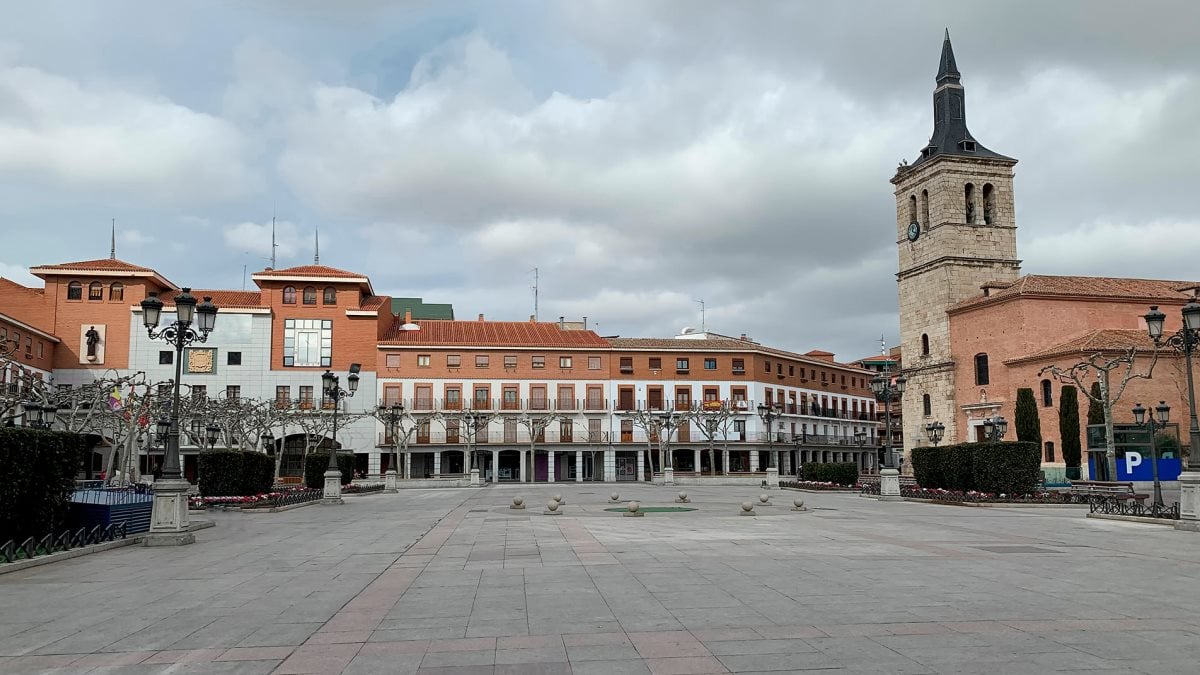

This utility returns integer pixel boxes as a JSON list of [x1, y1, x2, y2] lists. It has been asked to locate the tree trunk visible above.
[[1099, 372, 1118, 481]]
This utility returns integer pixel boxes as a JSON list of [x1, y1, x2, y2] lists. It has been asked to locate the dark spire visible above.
[[936, 28, 960, 85], [905, 30, 1013, 169]]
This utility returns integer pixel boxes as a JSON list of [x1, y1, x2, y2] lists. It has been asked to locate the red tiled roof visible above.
[[359, 296, 387, 311], [609, 336, 869, 372], [254, 265, 366, 279], [953, 275, 1200, 312], [381, 320, 611, 347], [31, 258, 155, 273], [159, 289, 265, 309], [1006, 329, 1160, 365]]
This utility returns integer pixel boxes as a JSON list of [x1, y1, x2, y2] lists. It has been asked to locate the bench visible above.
[[1068, 480, 1148, 505]]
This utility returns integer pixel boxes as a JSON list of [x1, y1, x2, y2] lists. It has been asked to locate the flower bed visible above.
[[189, 487, 321, 510], [859, 483, 1073, 504], [780, 480, 860, 492]]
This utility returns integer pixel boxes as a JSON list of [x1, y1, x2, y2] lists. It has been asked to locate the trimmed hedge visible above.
[[304, 452, 354, 490], [911, 441, 1040, 495], [0, 428, 85, 542], [198, 450, 276, 496], [800, 462, 859, 486]]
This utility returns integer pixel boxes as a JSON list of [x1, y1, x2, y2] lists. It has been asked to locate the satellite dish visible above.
[[681, 326, 695, 334]]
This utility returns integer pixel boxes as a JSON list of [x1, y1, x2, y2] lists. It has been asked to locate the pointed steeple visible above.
[[936, 28, 960, 85], [314, 227, 320, 264], [906, 30, 1013, 168]]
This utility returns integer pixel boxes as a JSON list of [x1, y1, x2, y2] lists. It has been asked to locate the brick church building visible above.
[[893, 32, 1197, 480]]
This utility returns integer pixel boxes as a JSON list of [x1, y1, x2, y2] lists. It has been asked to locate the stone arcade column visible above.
[[575, 450, 584, 482], [636, 449, 645, 481], [492, 449, 500, 483], [548, 451, 556, 483], [519, 449, 528, 482], [693, 449, 701, 475], [368, 451, 381, 478], [604, 450, 615, 482], [749, 450, 759, 472], [404, 452, 412, 480], [433, 451, 441, 478], [722, 449, 730, 475]]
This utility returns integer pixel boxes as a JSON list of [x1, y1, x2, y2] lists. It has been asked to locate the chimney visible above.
[[583, 316, 588, 330], [404, 310, 412, 324], [478, 313, 485, 322], [530, 314, 536, 323], [739, 333, 748, 341], [559, 316, 565, 329]]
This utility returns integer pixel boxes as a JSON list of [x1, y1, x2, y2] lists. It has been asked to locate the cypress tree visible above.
[[1059, 385, 1082, 471], [1015, 388, 1042, 447], [1087, 382, 1104, 426]]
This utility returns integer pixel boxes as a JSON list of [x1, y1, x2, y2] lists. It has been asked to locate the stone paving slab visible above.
[[3, 484, 1200, 673]]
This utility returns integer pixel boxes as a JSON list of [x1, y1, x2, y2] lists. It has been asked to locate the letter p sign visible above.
[[1124, 451, 1143, 476]]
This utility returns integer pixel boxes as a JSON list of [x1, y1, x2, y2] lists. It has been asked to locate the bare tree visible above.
[[440, 409, 500, 473], [369, 405, 419, 478], [514, 410, 565, 481], [683, 402, 736, 476], [1040, 346, 1157, 480], [619, 408, 679, 475]]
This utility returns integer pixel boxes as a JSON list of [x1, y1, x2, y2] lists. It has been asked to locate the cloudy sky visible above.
[[2, 1, 1198, 360]]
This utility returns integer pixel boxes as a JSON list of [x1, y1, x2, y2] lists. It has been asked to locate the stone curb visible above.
[[0, 536, 146, 575], [1085, 513, 1177, 526]]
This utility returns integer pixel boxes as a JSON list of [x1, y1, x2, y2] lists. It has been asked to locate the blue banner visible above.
[[1088, 455, 1182, 481]]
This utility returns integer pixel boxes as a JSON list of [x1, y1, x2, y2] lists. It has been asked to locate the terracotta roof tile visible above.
[[254, 265, 366, 279], [953, 275, 1200, 312], [609, 336, 869, 372], [159, 289, 265, 309], [359, 296, 387, 311], [1006, 329, 1159, 365], [31, 258, 155, 273], [381, 320, 610, 347]]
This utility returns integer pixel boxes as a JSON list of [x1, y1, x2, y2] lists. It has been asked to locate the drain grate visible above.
[[469, 508, 490, 513]]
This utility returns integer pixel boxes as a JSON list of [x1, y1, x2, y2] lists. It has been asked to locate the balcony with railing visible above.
[[395, 430, 612, 446]]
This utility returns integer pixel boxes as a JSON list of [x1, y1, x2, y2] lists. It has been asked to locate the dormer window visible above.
[[960, 140, 976, 152]]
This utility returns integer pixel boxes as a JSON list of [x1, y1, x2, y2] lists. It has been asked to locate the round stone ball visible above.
[[628, 501, 641, 513], [546, 500, 559, 512], [513, 496, 524, 507], [759, 493, 770, 503], [552, 494, 562, 503], [742, 502, 754, 512], [611, 492, 620, 501], [678, 491, 688, 500], [794, 498, 805, 509]]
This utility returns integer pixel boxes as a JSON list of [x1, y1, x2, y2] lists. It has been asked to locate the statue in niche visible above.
[[983, 197, 994, 225], [965, 200, 975, 224], [85, 326, 101, 359]]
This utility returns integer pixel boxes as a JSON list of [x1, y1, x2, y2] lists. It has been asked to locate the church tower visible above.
[[893, 31, 1020, 453]]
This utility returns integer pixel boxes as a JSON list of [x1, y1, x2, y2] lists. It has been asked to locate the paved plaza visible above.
[[2, 486, 1200, 674]]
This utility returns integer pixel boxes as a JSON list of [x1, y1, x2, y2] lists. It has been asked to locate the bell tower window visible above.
[[920, 189, 930, 228], [964, 183, 976, 224], [921, 333, 930, 356], [982, 183, 995, 225], [909, 195, 918, 227]]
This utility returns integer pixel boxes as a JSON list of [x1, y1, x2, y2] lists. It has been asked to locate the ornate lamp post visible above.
[[854, 429, 868, 474], [981, 415, 1008, 442], [21, 401, 58, 430], [756, 402, 782, 471], [260, 431, 275, 454], [869, 370, 906, 500], [202, 423, 220, 450], [1144, 301, 1200, 526], [657, 411, 682, 485], [1132, 401, 1170, 509], [320, 364, 360, 504], [139, 288, 218, 545], [377, 402, 407, 491], [925, 421, 945, 447]]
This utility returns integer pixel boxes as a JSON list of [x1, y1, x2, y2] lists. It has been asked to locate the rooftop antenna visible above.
[[695, 299, 706, 333], [110, 219, 116, 259], [270, 207, 278, 269], [531, 267, 539, 321], [314, 226, 320, 264], [242, 264, 247, 291]]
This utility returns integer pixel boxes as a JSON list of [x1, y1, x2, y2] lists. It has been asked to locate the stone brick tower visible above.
[[892, 31, 1020, 453]]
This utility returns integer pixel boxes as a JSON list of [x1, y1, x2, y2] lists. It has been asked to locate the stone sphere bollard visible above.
[[624, 500, 644, 517], [792, 497, 807, 512], [552, 493, 565, 505], [609, 492, 620, 503], [759, 493, 771, 505], [511, 496, 525, 510], [675, 491, 689, 503], [740, 501, 756, 516], [544, 499, 561, 515]]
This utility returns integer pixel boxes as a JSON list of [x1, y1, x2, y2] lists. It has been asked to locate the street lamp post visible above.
[[140, 288, 218, 546], [320, 364, 360, 504], [377, 402, 407, 492], [756, 402, 782, 471], [658, 412, 681, 485], [869, 370, 906, 500], [21, 401, 58, 430], [464, 411, 483, 486], [1144, 301, 1200, 527], [981, 415, 1008, 442], [854, 429, 867, 475], [925, 421, 945, 447], [1132, 401, 1170, 509]]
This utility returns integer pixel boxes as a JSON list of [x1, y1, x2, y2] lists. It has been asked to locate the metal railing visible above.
[[1, 522, 128, 564]]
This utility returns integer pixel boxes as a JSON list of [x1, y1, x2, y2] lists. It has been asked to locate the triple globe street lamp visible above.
[[757, 402, 782, 472], [1132, 401, 1170, 509], [869, 370, 905, 500], [1144, 300, 1200, 525], [982, 415, 1008, 442], [320, 364, 360, 504], [140, 288, 218, 545], [925, 421, 945, 447], [21, 401, 59, 430]]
